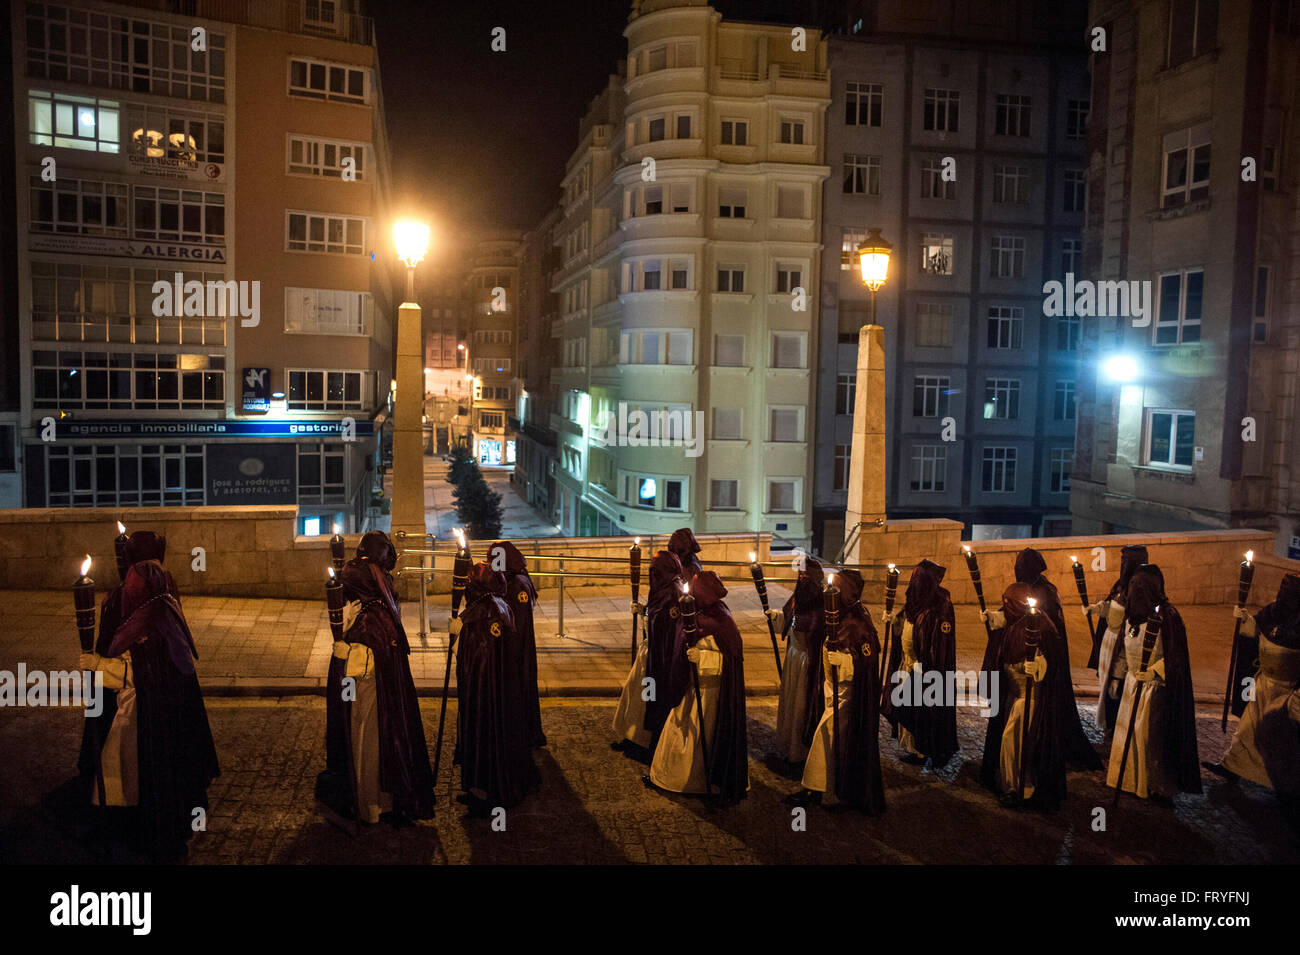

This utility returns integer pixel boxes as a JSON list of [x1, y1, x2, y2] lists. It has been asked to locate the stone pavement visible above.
[[0, 585, 1249, 703], [2, 696, 1296, 865]]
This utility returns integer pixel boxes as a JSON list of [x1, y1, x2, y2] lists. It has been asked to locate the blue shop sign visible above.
[[56, 419, 375, 439]]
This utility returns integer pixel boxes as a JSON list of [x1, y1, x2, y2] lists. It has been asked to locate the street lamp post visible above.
[[844, 228, 892, 560], [392, 220, 430, 551]]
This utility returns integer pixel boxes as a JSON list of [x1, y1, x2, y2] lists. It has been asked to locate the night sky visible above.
[[370, 0, 805, 258]]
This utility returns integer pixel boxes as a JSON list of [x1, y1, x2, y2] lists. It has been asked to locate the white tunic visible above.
[[893, 620, 923, 757], [649, 636, 734, 794], [1106, 623, 1173, 798], [1094, 599, 1128, 732], [774, 629, 814, 761], [94, 652, 138, 807], [802, 652, 854, 796], [345, 644, 391, 823], [612, 626, 653, 748], [996, 659, 1043, 798], [1223, 634, 1300, 791]]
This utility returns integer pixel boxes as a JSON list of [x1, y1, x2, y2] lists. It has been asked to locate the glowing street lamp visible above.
[[855, 227, 892, 328], [1103, 354, 1139, 383], [393, 220, 429, 301]]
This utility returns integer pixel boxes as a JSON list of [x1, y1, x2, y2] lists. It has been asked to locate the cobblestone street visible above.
[[3, 696, 1297, 865]]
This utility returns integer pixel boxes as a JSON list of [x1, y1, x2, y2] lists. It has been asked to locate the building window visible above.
[[1155, 269, 1203, 344], [845, 82, 882, 126], [910, 445, 947, 492], [1056, 315, 1081, 351], [1061, 238, 1082, 278], [643, 259, 661, 289], [843, 154, 880, 195], [676, 114, 692, 139], [1063, 169, 1086, 211], [25, 5, 227, 103], [720, 120, 748, 145], [285, 288, 373, 336], [0, 426, 15, 472], [1145, 409, 1195, 468], [304, 0, 338, 27], [33, 349, 224, 411], [767, 479, 800, 513], [45, 443, 205, 508], [775, 264, 802, 294], [128, 104, 225, 164], [472, 357, 511, 374], [648, 116, 666, 142], [780, 119, 805, 144], [288, 57, 367, 105], [776, 186, 806, 219], [1162, 125, 1211, 208], [624, 471, 687, 511], [992, 164, 1029, 204], [982, 446, 1018, 492], [913, 376, 950, 418], [133, 186, 225, 243], [923, 88, 960, 132], [299, 443, 346, 503], [619, 329, 692, 365], [29, 177, 128, 236], [669, 259, 690, 289], [1050, 448, 1073, 493], [287, 369, 369, 411], [983, 378, 1021, 419], [717, 265, 746, 292], [1054, 380, 1076, 420], [29, 90, 120, 152], [916, 302, 954, 347], [1253, 264, 1270, 343], [920, 233, 954, 275], [718, 188, 747, 218], [769, 407, 804, 442], [1066, 98, 1090, 139], [921, 159, 956, 199], [771, 332, 806, 369], [712, 408, 742, 440], [995, 94, 1032, 137], [288, 135, 367, 179], [990, 236, 1025, 278], [835, 373, 856, 415], [479, 411, 504, 429], [710, 479, 739, 509], [714, 334, 744, 366], [986, 306, 1023, 349], [833, 444, 852, 491], [286, 211, 366, 255], [1167, 0, 1219, 68], [841, 229, 866, 269], [1262, 146, 1279, 191]]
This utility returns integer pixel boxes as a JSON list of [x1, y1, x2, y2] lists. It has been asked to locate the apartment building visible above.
[[463, 230, 522, 467], [811, 0, 1090, 555], [9, 0, 397, 533], [512, 206, 562, 517], [1072, 0, 1300, 559], [546, 0, 831, 542]]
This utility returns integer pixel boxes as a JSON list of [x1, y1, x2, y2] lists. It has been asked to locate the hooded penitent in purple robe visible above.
[[321, 532, 435, 822], [657, 571, 748, 803], [1229, 573, 1300, 719], [642, 550, 685, 744], [456, 563, 540, 810], [493, 541, 545, 747], [1106, 565, 1201, 797], [1013, 548, 1101, 770], [881, 559, 958, 764], [104, 558, 218, 859], [980, 583, 1071, 809], [79, 531, 174, 786], [807, 570, 885, 813], [776, 556, 826, 759], [668, 527, 703, 581]]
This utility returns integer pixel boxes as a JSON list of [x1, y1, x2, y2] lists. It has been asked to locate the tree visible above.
[[453, 464, 504, 539], [446, 444, 474, 487]]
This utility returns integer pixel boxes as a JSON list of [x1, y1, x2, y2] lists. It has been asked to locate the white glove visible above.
[[1135, 669, 1154, 683], [1233, 605, 1249, 621], [765, 609, 784, 624], [77, 651, 97, 673], [344, 643, 373, 679], [1025, 654, 1048, 684], [79, 652, 129, 690], [686, 646, 702, 664], [1106, 601, 1126, 630], [449, 617, 463, 636], [881, 611, 895, 626], [983, 609, 1005, 629], [826, 650, 854, 676], [342, 599, 361, 632], [630, 601, 645, 615], [332, 640, 350, 660], [1081, 606, 1093, 619]]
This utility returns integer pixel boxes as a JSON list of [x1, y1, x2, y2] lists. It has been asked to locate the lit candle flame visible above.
[[454, 527, 467, 549], [1245, 550, 1253, 565], [1028, 597, 1037, 612], [887, 562, 896, 572], [963, 545, 971, 554], [80, 555, 92, 576], [681, 582, 690, 595], [749, 551, 757, 563], [634, 536, 640, 545], [827, 572, 836, 587], [328, 567, 335, 579], [1070, 555, 1078, 564], [116, 521, 126, 534]]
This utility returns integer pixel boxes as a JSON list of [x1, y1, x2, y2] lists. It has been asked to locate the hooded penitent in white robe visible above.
[[1093, 599, 1128, 733], [612, 619, 652, 749], [1223, 630, 1300, 793], [802, 650, 854, 796], [649, 636, 724, 794], [775, 630, 814, 762], [996, 658, 1044, 799], [1106, 622, 1172, 798]]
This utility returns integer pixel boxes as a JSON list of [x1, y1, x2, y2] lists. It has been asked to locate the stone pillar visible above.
[[392, 301, 427, 551], [845, 324, 887, 560]]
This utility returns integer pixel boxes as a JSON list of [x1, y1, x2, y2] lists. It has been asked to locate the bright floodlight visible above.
[[393, 220, 429, 269], [1103, 354, 1139, 383], [856, 228, 892, 291]]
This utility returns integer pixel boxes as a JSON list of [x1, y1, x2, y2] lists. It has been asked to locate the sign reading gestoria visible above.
[[54, 419, 374, 438]]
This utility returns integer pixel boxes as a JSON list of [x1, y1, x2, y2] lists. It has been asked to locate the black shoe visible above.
[[641, 775, 659, 791], [1202, 761, 1239, 783], [786, 789, 821, 807]]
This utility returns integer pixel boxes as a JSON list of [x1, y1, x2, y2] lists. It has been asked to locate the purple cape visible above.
[[494, 541, 546, 747], [780, 556, 827, 748], [643, 551, 685, 740], [826, 571, 885, 813], [882, 560, 958, 763]]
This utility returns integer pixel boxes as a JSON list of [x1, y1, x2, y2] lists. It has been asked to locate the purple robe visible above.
[[882, 559, 958, 763], [643, 551, 685, 742], [494, 541, 546, 747], [780, 556, 827, 750], [825, 570, 885, 813]]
